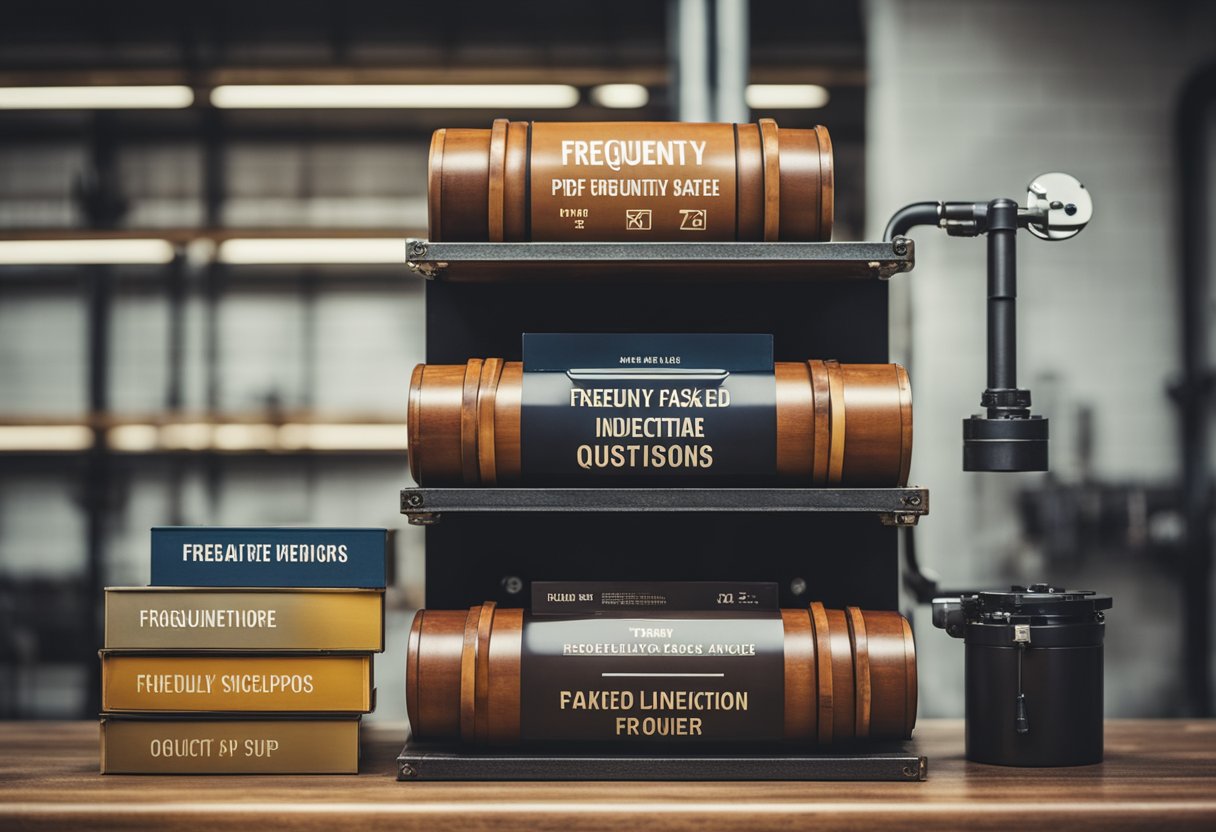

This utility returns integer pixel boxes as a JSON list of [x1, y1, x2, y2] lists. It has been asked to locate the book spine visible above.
[[104, 589, 384, 651], [532, 581, 779, 615], [150, 528, 387, 588], [101, 654, 373, 713], [100, 717, 359, 774]]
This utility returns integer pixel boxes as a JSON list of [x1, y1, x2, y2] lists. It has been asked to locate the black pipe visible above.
[[82, 266, 110, 718], [965, 197, 1044, 471], [902, 526, 980, 603], [166, 250, 186, 525], [884, 202, 949, 605], [201, 104, 226, 521], [166, 252, 186, 411], [987, 199, 1018, 397], [1174, 63, 1216, 717], [78, 112, 127, 718], [883, 202, 940, 242]]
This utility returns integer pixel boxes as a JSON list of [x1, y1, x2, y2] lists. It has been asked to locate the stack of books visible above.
[[99, 527, 387, 774]]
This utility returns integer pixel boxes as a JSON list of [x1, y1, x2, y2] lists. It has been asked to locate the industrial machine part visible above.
[[884, 172, 1093, 472], [933, 584, 1112, 766]]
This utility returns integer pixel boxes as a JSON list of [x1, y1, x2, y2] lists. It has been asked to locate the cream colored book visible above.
[[104, 587, 384, 651]]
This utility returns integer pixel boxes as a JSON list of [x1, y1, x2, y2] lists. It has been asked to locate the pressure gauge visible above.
[[1024, 172, 1092, 241]]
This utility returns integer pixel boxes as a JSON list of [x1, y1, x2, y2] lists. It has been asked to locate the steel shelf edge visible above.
[[400, 486, 928, 525], [405, 239, 915, 280]]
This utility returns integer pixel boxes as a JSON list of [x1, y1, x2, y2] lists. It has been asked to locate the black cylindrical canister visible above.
[[932, 584, 1112, 767]]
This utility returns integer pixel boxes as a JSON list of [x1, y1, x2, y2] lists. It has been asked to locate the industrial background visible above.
[[0, 0, 1213, 722]]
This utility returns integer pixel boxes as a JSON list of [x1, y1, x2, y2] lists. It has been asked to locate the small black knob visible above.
[[1014, 693, 1030, 735]]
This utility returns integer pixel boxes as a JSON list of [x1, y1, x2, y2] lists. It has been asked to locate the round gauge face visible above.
[[1026, 171, 1092, 240]]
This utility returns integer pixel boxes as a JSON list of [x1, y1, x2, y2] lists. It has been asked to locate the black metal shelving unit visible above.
[[398, 236, 926, 780]]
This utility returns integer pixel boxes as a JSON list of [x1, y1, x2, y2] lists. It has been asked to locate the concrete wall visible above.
[[867, 0, 1216, 715]]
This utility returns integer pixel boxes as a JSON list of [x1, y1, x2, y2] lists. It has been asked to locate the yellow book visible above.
[[100, 653, 373, 713], [104, 587, 384, 651], [100, 716, 360, 774]]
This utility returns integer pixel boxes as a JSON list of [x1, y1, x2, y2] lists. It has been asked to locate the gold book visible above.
[[100, 653, 373, 713], [100, 716, 360, 774], [104, 587, 384, 651]]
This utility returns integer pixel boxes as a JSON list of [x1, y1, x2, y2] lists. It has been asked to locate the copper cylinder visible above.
[[407, 601, 916, 746], [428, 119, 833, 242], [408, 359, 912, 487]]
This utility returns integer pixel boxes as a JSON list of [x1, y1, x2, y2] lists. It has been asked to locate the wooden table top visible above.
[[1, 719, 1214, 831]]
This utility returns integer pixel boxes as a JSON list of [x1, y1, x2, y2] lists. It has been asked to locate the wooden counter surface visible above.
[[1, 719, 1214, 831]]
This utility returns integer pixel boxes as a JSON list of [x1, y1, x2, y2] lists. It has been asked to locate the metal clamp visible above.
[[406, 240, 449, 278], [401, 489, 441, 525]]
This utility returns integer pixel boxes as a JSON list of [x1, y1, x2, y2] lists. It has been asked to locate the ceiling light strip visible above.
[[0, 86, 193, 109], [210, 84, 580, 109]]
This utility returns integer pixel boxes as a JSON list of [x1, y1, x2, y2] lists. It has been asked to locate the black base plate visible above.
[[962, 415, 1049, 472], [396, 741, 928, 782]]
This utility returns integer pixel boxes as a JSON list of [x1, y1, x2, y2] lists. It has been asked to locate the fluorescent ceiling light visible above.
[[107, 424, 160, 452], [106, 422, 407, 453], [213, 423, 281, 452], [279, 423, 407, 451], [157, 423, 214, 452], [216, 238, 404, 265], [0, 86, 193, 110], [745, 84, 830, 109], [0, 425, 93, 452], [590, 84, 650, 109], [0, 239, 176, 265], [211, 84, 580, 109], [278, 425, 406, 452], [0, 237, 402, 266]]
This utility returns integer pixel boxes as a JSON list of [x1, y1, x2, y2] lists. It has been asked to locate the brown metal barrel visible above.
[[428, 119, 833, 242], [407, 601, 916, 746], [407, 359, 912, 487]]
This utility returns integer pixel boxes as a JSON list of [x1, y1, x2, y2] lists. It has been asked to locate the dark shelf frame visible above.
[[405, 239, 914, 281], [397, 740, 927, 782], [400, 486, 928, 526], [418, 229, 911, 611]]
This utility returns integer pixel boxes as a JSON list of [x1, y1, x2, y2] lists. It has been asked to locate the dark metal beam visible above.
[[1173, 62, 1216, 717], [77, 111, 126, 718]]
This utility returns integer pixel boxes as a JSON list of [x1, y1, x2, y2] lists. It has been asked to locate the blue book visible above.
[[150, 527, 388, 588]]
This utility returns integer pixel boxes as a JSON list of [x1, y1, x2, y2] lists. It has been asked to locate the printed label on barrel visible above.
[[520, 334, 777, 481], [529, 122, 739, 240], [531, 581, 780, 616], [520, 612, 784, 743]]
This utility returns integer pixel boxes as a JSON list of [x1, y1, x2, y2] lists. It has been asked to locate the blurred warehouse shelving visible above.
[[0, 0, 871, 719]]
